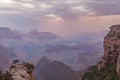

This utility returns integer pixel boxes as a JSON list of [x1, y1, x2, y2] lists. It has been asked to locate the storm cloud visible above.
[[0, 0, 119, 17]]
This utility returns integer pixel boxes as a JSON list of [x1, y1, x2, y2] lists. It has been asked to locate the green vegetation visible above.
[[81, 63, 120, 80]]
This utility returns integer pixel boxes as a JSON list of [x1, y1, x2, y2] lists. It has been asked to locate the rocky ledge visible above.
[[99, 24, 120, 74], [81, 25, 120, 80], [8, 60, 34, 80]]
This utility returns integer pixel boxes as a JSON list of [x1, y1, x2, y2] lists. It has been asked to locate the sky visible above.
[[0, 0, 120, 36]]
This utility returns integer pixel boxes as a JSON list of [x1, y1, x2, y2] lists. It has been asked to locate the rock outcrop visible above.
[[9, 60, 34, 80], [81, 25, 120, 80], [99, 25, 120, 74]]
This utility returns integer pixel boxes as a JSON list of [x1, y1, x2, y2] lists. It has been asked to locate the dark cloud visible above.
[[23, 0, 120, 19], [49, 3, 80, 19], [36, 0, 86, 20], [1, 0, 120, 18], [85, 0, 120, 16]]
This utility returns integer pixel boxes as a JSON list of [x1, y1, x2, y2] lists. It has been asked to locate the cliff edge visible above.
[[100, 25, 120, 74], [0, 60, 34, 80], [9, 60, 34, 80], [81, 25, 120, 80]]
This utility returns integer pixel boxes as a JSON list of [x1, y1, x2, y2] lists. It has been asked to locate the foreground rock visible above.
[[100, 25, 120, 74], [0, 60, 34, 80], [9, 60, 34, 80], [81, 25, 120, 80]]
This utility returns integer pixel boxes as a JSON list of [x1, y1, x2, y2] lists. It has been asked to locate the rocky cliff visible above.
[[8, 60, 34, 80], [0, 60, 34, 80], [81, 25, 120, 80], [100, 25, 120, 74]]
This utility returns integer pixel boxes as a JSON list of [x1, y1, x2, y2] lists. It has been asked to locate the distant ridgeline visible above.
[[0, 60, 34, 80], [81, 25, 120, 80]]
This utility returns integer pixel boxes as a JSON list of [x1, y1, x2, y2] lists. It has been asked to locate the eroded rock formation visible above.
[[99, 24, 120, 74], [9, 60, 34, 80], [81, 25, 120, 80]]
